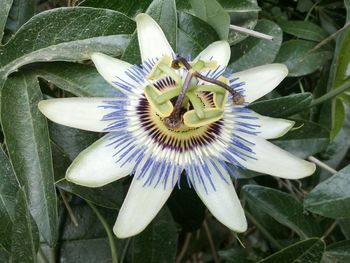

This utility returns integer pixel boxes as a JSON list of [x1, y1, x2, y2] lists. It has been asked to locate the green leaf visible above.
[[329, 27, 350, 139], [10, 187, 39, 263], [33, 62, 119, 97], [80, 0, 153, 17], [259, 238, 325, 263], [323, 240, 350, 262], [122, 0, 177, 64], [219, 248, 254, 263], [49, 122, 99, 162], [57, 238, 118, 263], [339, 218, 350, 239], [5, 0, 36, 36], [178, 0, 260, 44], [275, 40, 333, 77], [49, 124, 125, 210], [225, 0, 260, 45], [0, 7, 135, 86], [331, 99, 345, 139], [41, 203, 126, 263], [228, 19, 282, 72], [273, 120, 330, 159], [57, 180, 125, 210], [243, 185, 321, 238], [0, 146, 19, 251], [177, 11, 219, 58], [278, 20, 328, 42], [167, 176, 205, 232], [189, 0, 230, 40], [304, 164, 350, 219], [248, 93, 313, 118], [1, 71, 58, 245], [132, 207, 178, 262], [0, 245, 10, 262], [0, 0, 13, 42]]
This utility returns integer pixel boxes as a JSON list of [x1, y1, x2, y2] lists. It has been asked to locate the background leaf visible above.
[[0, 146, 19, 251], [80, 0, 153, 17], [304, 164, 350, 219], [48, 123, 125, 210], [329, 25, 350, 139], [0, 0, 13, 42], [275, 39, 333, 77], [248, 93, 313, 118], [323, 240, 350, 262], [243, 185, 321, 238], [278, 20, 328, 42], [1, 71, 58, 245], [228, 19, 282, 72], [189, 0, 230, 40], [122, 0, 177, 64], [132, 207, 178, 263], [259, 238, 325, 263], [5, 0, 36, 37], [0, 7, 135, 87], [273, 120, 330, 159], [10, 187, 39, 263], [33, 62, 120, 97], [177, 11, 219, 57]]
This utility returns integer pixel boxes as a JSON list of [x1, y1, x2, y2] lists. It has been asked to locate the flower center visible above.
[[143, 55, 244, 131]]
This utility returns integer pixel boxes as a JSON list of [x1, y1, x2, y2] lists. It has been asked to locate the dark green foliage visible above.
[[0, 0, 349, 262]]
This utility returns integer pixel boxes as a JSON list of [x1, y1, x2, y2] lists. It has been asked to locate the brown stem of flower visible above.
[[174, 56, 245, 105], [164, 72, 193, 129]]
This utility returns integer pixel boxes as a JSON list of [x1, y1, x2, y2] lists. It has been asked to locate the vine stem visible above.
[[322, 220, 338, 239], [307, 156, 337, 174], [245, 210, 283, 250], [309, 79, 350, 108], [203, 220, 219, 263], [87, 201, 118, 263], [175, 233, 192, 263], [58, 189, 78, 227], [229, 25, 274, 41]]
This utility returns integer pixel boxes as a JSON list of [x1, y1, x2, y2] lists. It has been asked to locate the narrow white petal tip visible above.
[[113, 223, 142, 239], [135, 13, 173, 62], [237, 63, 289, 103], [195, 41, 231, 67], [302, 161, 317, 177], [241, 134, 317, 179], [135, 13, 150, 22], [259, 115, 295, 139], [230, 218, 248, 233], [113, 176, 174, 238], [38, 98, 121, 132], [274, 63, 289, 77], [65, 136, 134, 187], [90, 52, 134, 90]]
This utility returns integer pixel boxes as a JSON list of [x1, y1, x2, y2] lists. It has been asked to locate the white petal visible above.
[[194, 41, 231, 68], [135, 13, 174, 62], [258, 115, 294, 139], [38, 98, 122, 132], [240, 134, 316, 179], [91, 52, 142, 94], [66, 135, 135, 187], [114, 168, 174, 238], [241, 112, 295, 139], [191, 159, 247, 233], [234, 64, 288, 103]]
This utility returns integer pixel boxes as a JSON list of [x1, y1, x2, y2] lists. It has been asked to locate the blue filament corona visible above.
[[98, 56, 258, 193]]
